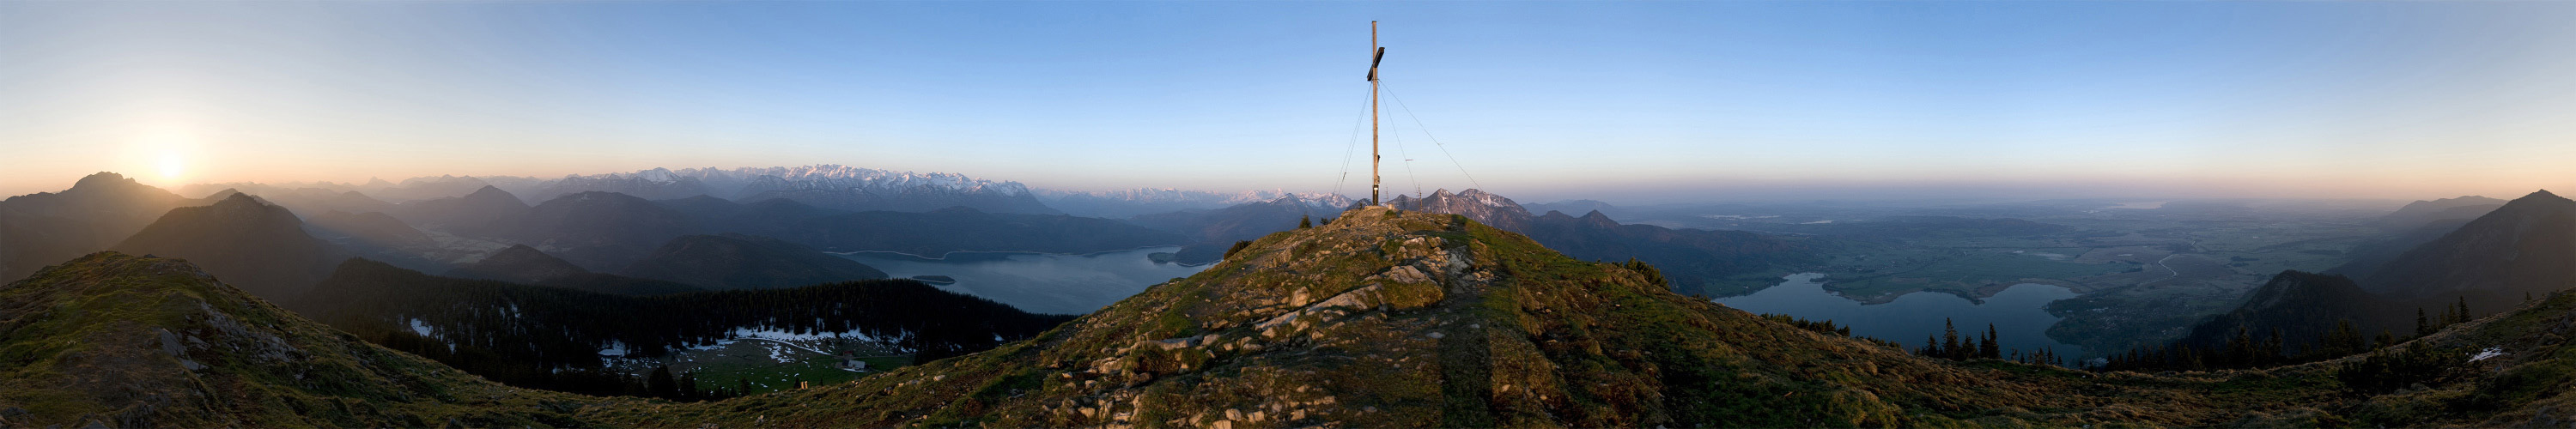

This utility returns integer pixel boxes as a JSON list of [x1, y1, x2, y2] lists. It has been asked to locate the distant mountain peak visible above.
[[2416, 195, 2503, 204], [453, 185, 532, 210], [110, 189, 336, 299], [71, 172, 135, 189], [1385, 188, 1534, 230], [447, 245, 592, 284], [492, 243, 548, 257], [465, 184, 513, 197], [213, 190, 262, 206], [2492, 189, 2576, 211], [1039, 187, 1354, 218]]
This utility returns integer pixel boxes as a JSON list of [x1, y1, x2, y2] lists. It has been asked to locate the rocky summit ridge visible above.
[[592, 206, 2210, 427]]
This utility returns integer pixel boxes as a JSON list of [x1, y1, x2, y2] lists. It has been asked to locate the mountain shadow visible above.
[[1132, 195, 1342, 264], [753, 206, 1187, 257], [2372, 195, 2506, 232], [443, 245, 702, 295], [619, 233, 887, 290], [2328, 217, 2475, 280], [736, 184, 1061, 215], [1372, 189, 1825, 296], [390, 185, 529, 237], [2170, 271, 2412, 353], [498, 191, 699, 271]]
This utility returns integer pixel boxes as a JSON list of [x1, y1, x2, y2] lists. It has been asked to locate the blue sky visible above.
[[5, 1, 2575, 203]]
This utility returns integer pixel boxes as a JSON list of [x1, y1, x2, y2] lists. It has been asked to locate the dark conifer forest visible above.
[[293, 258, 1075, 396]]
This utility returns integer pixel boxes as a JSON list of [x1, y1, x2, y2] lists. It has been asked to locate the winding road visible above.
[[2148, 254, 2182, 285]]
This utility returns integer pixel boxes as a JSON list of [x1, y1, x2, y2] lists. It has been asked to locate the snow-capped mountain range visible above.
[[185, 165, 1363, 219], [1039, 188, 1357, 219], [490, 166, 1056, 214], [512, 166, 1030, 202]]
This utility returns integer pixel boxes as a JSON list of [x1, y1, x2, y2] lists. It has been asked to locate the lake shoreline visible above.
[[1716, 272, 2089, 357]]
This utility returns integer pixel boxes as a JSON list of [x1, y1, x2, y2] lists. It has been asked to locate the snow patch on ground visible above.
[[656, 327, 905, 358], [731, 326, 886, 342], [407, 318, 433, 336], [2471, 347, 2506, 362], [599, 341, 629, 357]]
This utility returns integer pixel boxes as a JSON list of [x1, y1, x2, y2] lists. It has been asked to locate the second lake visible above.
[[832, 246, 1210, 315], [1715, 273, 2089, 358]]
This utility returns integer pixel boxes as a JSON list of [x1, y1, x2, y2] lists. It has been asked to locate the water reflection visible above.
[[833, 246, 1209, 315], [1715, 273, 2087, 357]]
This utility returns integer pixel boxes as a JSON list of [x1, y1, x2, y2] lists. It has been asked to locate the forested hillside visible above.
[[295, 259, 1074, 394]]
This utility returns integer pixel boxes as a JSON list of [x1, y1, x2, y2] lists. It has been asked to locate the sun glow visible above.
[[123, 127, 204, 189], [157, 151, 186, 181]]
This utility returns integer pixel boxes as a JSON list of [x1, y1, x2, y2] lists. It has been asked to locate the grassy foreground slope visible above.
[[13, 207, 2576, 427], [2325, 287, 2576, 427], [0, 252, 599, 427]]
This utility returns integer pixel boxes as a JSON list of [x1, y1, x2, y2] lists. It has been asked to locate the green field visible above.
[[620, 339, 918, 396]]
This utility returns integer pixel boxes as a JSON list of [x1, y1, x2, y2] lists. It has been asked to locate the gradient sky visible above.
[[5, 1, 2576, 203]]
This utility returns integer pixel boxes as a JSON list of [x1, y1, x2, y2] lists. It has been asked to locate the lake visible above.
[[1715, 273, 2087, 357], [831, 246, 1209, 315]]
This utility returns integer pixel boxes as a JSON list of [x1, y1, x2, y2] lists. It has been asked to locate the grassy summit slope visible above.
[[2328, 288, 2576, 427], [0, 252, 591, 427], [594, 207, 2300, 427], [19, 208, 2576, 427]]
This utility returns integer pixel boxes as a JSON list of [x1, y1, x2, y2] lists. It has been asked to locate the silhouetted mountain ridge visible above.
[[0, 172, 202, 281], [111, 193, 343, 299], [446, 244, 591, 284], [2357, 190, 2576, 310], [2373, 195, 2506, 232], [390, 185, 529, 237]]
